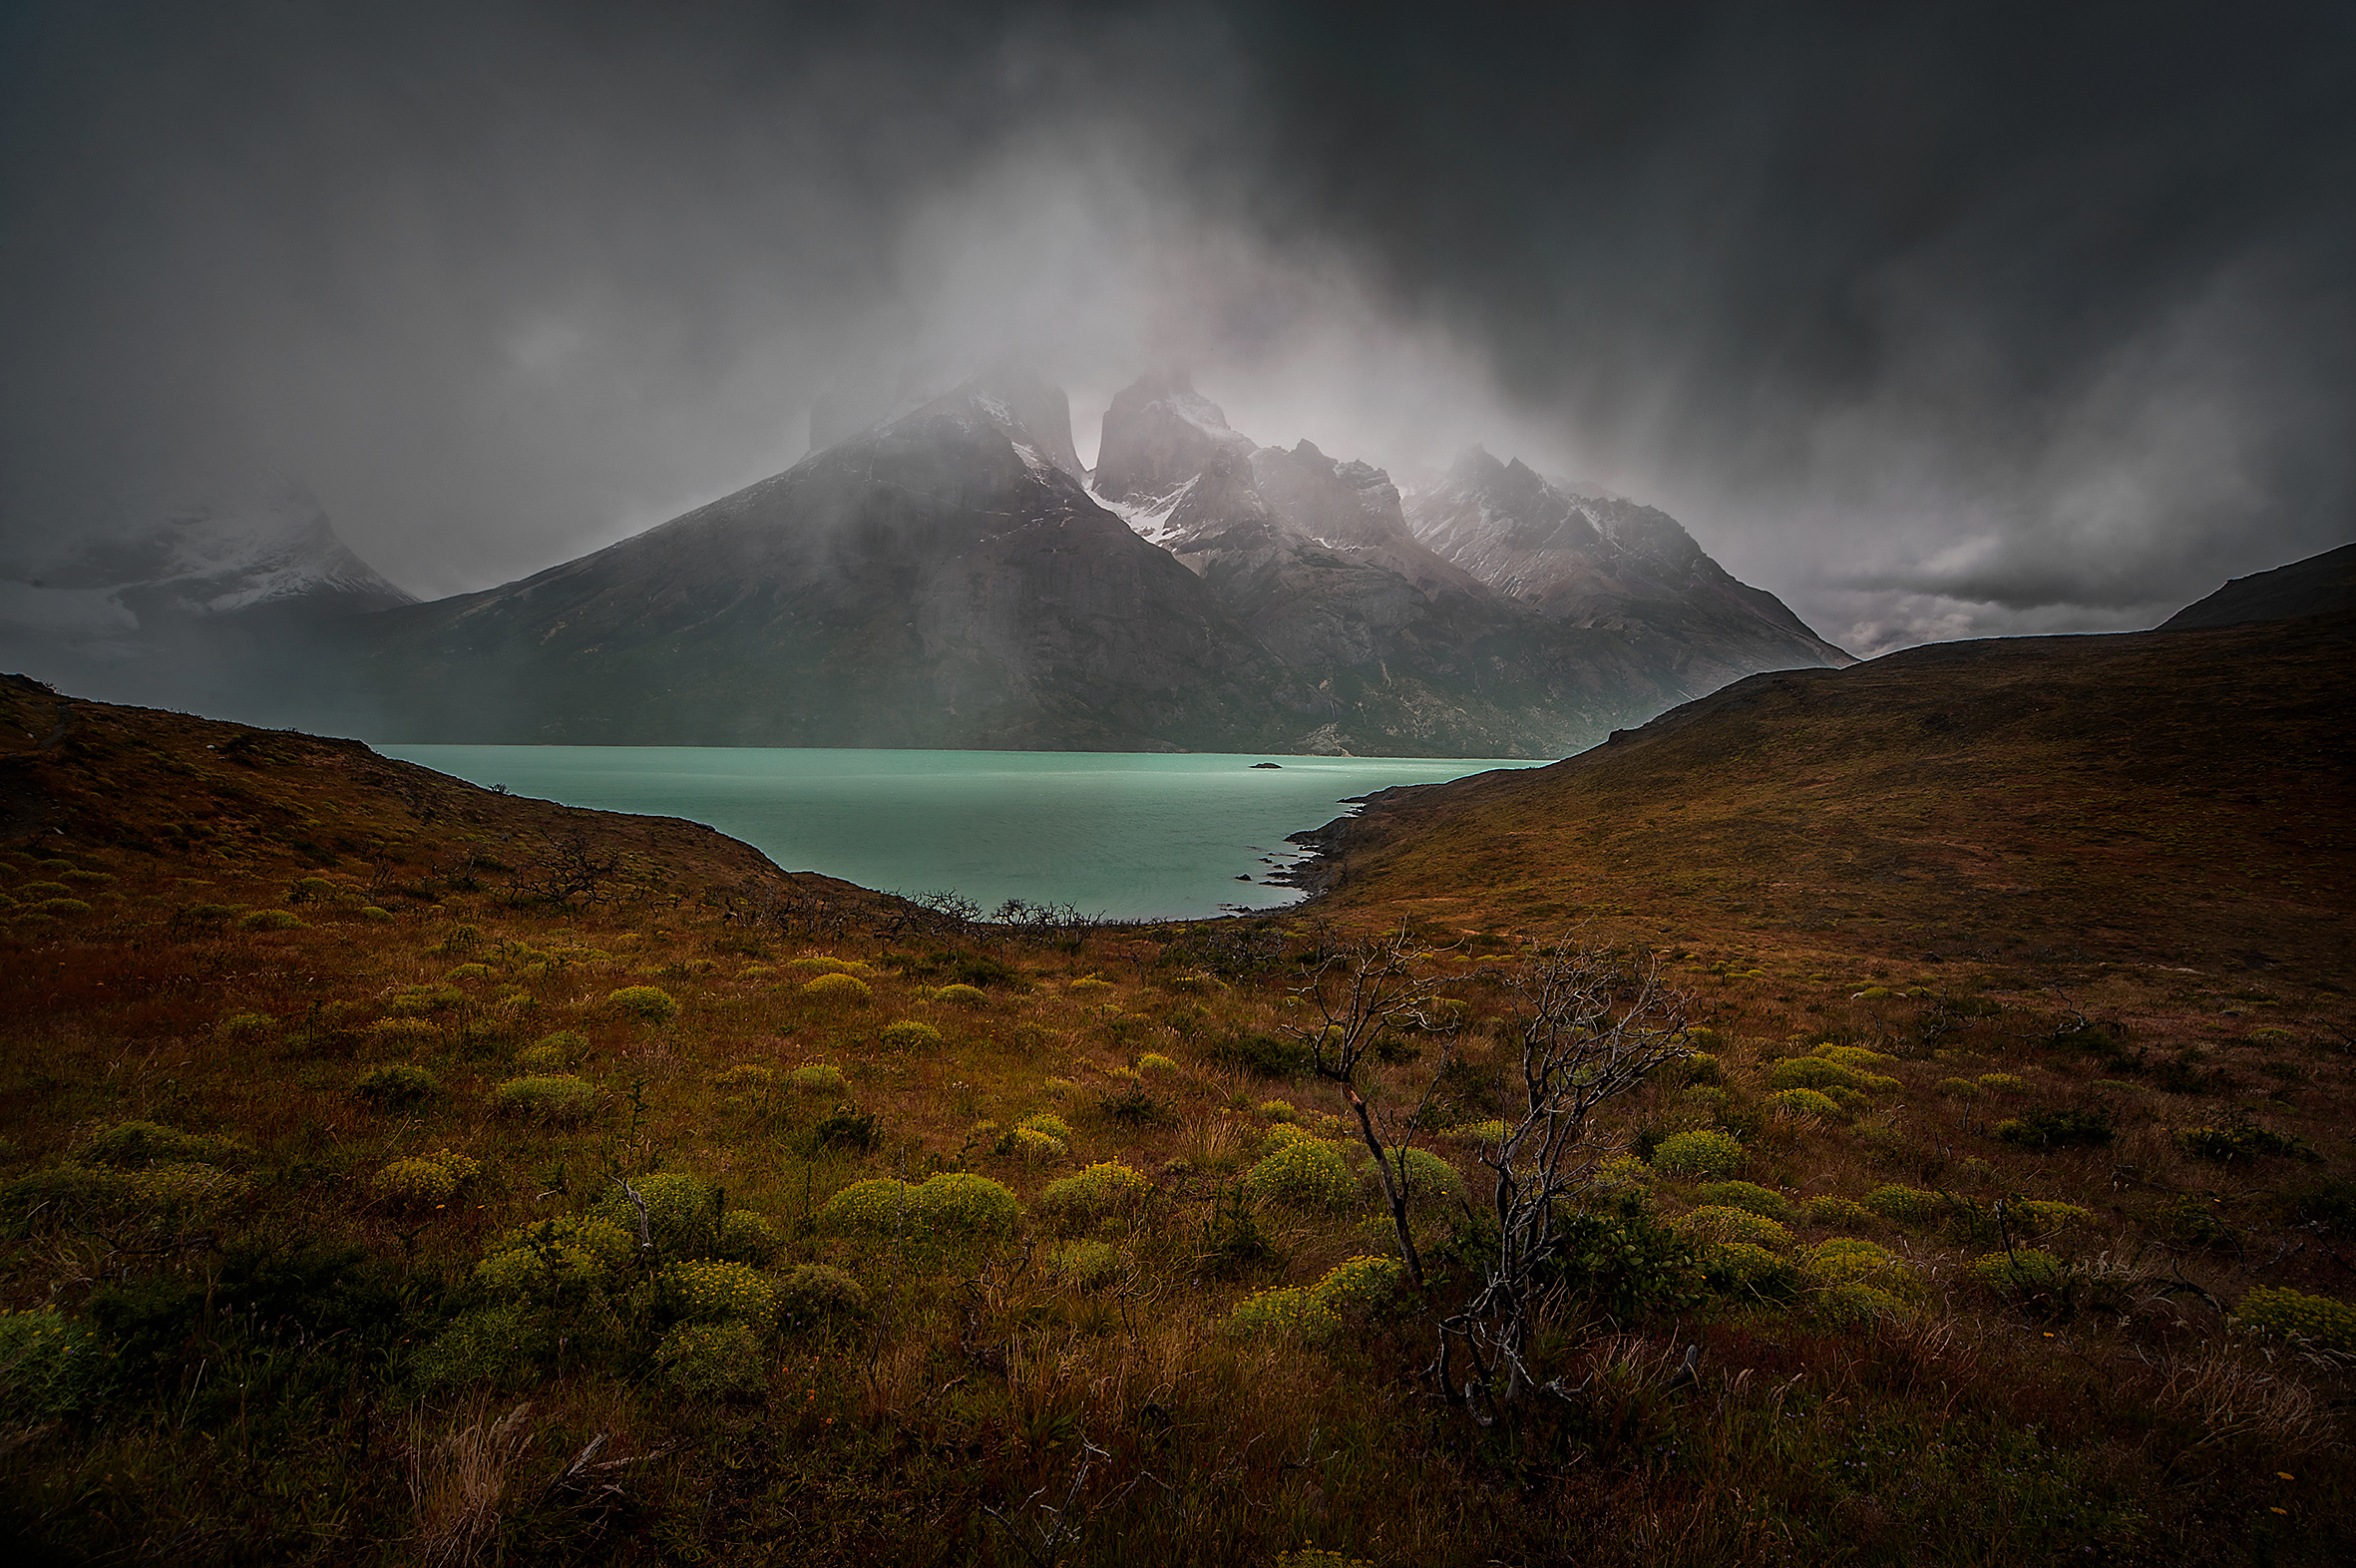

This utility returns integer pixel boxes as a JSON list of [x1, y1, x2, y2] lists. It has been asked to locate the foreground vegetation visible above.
[[0, 664, 2351, 1565]]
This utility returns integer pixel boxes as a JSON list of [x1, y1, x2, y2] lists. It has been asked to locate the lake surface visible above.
[[376, 747, 1546, 922]]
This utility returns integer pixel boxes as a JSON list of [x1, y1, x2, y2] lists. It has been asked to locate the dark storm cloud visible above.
[[1, 0, 2348, 649]]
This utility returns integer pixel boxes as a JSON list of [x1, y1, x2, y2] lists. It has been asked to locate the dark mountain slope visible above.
[[1295, 613, 2354, 982], [2159, 541, 2356, 629], [329, 375, 1312, 749]]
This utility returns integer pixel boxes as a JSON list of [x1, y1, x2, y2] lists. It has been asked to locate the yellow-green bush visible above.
[[372, 1149, 481, 1209], [1649, 1129, 1745, 1179], [1137, 1052, 1179, 1075], [658, 1260, 777, 1328], [360, 906, 394, 923], [1017, 1112, 1073, 1142], [1003, 1127, 1066, 1163], [590, 1172, 726, 1256], [801, 973, 872, 1005], [1, 1163, 249, 1228], [880, 1019, 943, 1051], [654, 1321, 767, 1397], [1767, 1056, 1887, 1095], [1052, 1240, 1123, 1291], [823, 1172, 1022, 1241], [445, 963, 496, 983], [366, 1017, 441, 1051], [1768, 1087, 1845, 1120], [777, 1264, 870, 1329], [1069, 976, 1115, 994], [821, 1179, 915, 1234], [1243, 1137, 1357, 1210], [1680, 1205, 1793, 1251], [1701, 1240, 1802, 1299], [1449, 1118, 1505, 1146], [1804, 1237, 1919, 1303], [1861, 1185, 1947, 1228], [1803, 1195, 1879, 1230], [79, 1121, 252, 1170], [1222, 1286, 1340, 1344], [1977, 1072, 2027, 1094], [1935, 1077, 1982, 1100], [1968, 1247, 2072, 1295], [1036, 1162, 1151, 1226], [2007, 1199, 2094, 1239], [2235, 1285, 2356, 1354], [1312, 1255, 1405, 1317], [1814, 1282, 1915, 1325], [791, 1063, 848, 1094], [717, 1210, 778, 1266], [1361, 1145, 1467, 1206], [240, 909, 304, 931], [512, 1043, 571, 1073], [1691, 1180, 1789, 1221], [933, 982, 989, 1008], [352, 1063, 439, 1107], [607, 984, 678, 1022], [712, 1063, 777, 1093], [475, 1217, 636, 1295], [1812, 1044, 1894, 1070], [489, 1074, 600, 1124]]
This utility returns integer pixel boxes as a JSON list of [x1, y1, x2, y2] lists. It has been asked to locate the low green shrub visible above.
[[240, 910, 304, 931], [1691, 1180, 1789, 1221], [654, 1321, 767, 1397], [1803, 1195, 1879, 1231], [801, 973, 872, 1005], [1649, 1129, 1745, 1179], [1804, 1237, 1915, 1295], [932, 982, 989, 1008], [1767, 1056, 1869, 1094], [1767, 1088, 1844, 1120], [1016, 1112, 1072, 1142], [410, 1303, 537, 1389], [607, 984, 678, 1022], [1449, 1118, 1505, 1146], [352, 1063, 440, 1107], [823, 1173, 1022, 1241], [215, 1010, 275, 1040], [2177, 1121, 2316, 1163], [1243, 1137, 1357, 1211], [1968, 1247, 2073, 1297], [474, 1216, 636, 1295], [812, 1102, 878, 1151], [2006, 1198, 2095, 1239], [1207, 1029, 1314, 1078], [1995, 1107, 2114, 1149], [1361, 1145, 1467, 1206], [366, 1017, 441, 1051], [1861, 1185, 1947, 1228], [1222, 1286, 1340, 1344], [2235, 1285, 2356, 1355], [1700, 1240, 1803, 1300], [712, 1063, 777, 1093], [1977, 1072, 2027, 1094], [1312, 1255, 1406, 1317], [512, 1043, 571, 1073], [360, 906, 394, 923], [1680, 1205, 1793, 1251], [717, 1210, 778, 1265], [591, 1173, 724, 1257], [445, 963, 496, 983], [2, 1164, 249, 1231], [1003, 1127, 1066, 1162], [1137, 1052, 1179, 1075], [1036, 1162, 1151, 1227], [372, 1148, 481, 1209], [1052, 1240, 1123, 1291], [791, 1063, 848, 1094], [1935, 1076, 1982, 1100], [658, 1259, 776, 1328], [489, 1074, 600, 1124], [880, 1019, 943, 1051], [777, 1264, 870, 1331], [79, 1121, 252, 1170]]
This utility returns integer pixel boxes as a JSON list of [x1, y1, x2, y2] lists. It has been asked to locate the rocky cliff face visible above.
[[1403, 447, 1853, 690], [1088, 376, 1834, 755]]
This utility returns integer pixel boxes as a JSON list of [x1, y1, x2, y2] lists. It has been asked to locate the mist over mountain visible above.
[[131, 364, 1840, 756]]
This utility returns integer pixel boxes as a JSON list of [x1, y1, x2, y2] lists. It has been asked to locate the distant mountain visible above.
[[0, 484, 413, 711], [1401, 447, 1851, 690], [2159, 541, 2356, 630], [5, 369, 1857, 756], [331, 371, 1313, 749]]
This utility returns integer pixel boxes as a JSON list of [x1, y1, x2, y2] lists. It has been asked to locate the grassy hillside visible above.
[[0, 634, 2350, 1567]]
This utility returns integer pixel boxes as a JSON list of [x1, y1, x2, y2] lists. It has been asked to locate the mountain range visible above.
[[1, 369, 1864, 754]]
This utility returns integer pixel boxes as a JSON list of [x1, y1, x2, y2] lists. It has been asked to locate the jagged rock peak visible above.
[[906, 364, 1087, 481], [1093, 370, 1257, 504]]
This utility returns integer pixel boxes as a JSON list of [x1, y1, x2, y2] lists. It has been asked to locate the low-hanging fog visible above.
[[1, 0, 2348, 654]]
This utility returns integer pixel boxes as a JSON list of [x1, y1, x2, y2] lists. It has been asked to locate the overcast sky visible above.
[[2, 0, 2348, 653]]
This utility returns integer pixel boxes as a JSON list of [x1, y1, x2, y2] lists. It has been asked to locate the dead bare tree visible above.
[[512, 828, 627, 908], [1433, 937, 1691, 1420], [1280, 923, 1460, 1291]]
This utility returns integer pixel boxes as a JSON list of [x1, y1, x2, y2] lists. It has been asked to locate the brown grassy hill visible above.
[[1302, 612, 2354, 998]]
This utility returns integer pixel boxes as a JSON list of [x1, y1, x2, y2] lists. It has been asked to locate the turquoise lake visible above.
[[376, 747, 1547, 922]]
